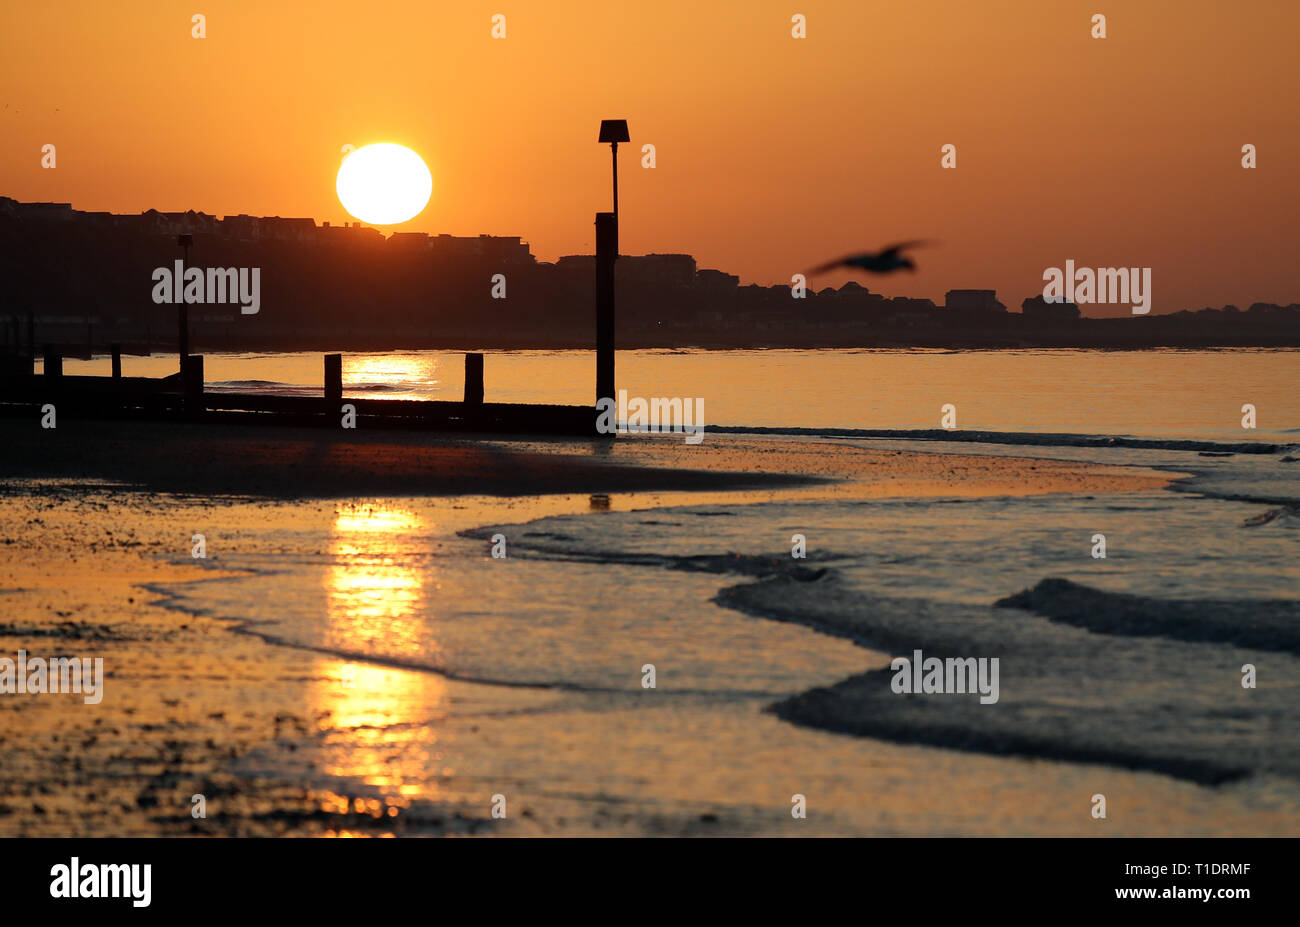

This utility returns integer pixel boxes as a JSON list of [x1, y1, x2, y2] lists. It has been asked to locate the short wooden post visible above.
[[110, 344, 122, 378], [464, 352, 484, 406], [42, 345, 61, 378], [324, 354, 342, 403], [182, 354, 204, 418]]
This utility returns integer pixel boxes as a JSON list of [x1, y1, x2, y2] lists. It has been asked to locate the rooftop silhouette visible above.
[[2, 197, 1297, 353]]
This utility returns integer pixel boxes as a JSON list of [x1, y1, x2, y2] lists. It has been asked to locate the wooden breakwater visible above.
[[0, 350, 598, 436]]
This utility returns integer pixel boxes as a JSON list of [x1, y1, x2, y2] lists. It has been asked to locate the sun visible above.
[[336, 143, 433, 225]]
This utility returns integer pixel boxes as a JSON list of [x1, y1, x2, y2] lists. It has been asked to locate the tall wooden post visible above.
[[595, 212, 617, 406], [611, 143, 620, 245], [178, 306, 189, 361], [177, 234, 192, 365]]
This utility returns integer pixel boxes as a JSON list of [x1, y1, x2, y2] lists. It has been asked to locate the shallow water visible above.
[[141, 436, 1300, 833], [50, 347, 1300, 441]]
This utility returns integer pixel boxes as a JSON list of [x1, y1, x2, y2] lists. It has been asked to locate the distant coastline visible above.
[[3, 197, 1298, 353]]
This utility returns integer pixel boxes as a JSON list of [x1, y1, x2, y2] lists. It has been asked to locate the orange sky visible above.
[[1, 0, 1297, 315]]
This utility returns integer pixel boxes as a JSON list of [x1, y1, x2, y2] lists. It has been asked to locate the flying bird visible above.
[[808, 241, 933, 275]]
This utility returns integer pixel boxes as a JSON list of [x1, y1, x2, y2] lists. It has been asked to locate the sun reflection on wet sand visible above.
[[313, 504, 452, 829], [312, 660, 450, 821]]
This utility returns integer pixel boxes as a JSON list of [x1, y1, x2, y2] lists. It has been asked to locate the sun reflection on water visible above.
[[341, 353, 443, 399], [325, 504, 433, 659], [313, 504, 450, 825]]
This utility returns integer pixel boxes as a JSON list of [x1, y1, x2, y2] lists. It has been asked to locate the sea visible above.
[[48, 346, 1300, 442]]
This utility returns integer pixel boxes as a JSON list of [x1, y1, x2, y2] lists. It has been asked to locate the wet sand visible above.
[[0, 419, 1196, 836]]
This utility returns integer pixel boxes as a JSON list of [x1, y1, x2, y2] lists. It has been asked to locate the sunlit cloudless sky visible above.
[[1, 0, 1296, 314]]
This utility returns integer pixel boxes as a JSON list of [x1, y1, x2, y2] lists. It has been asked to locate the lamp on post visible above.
[[597, 119, 629, 249]]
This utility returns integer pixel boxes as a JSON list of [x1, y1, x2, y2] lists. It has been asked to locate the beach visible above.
[[3, 416, 1297, 836]]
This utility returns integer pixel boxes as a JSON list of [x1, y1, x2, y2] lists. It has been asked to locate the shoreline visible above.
[[9, 427, 1294, 836]]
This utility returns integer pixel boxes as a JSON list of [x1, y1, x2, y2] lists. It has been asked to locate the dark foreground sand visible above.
[[0, 418, 818, 497], [0, 416, 1171, 499]]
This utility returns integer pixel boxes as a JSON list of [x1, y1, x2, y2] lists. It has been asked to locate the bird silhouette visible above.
[[808, 241, 932, 275]]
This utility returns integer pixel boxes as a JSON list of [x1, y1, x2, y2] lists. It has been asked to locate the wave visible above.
[[207, 379, 292, 390], [341, 382, 409, 393], [721, 572, 1300, 786], [708, 424, 1294, 454], [996, 577, 1300, 655], [206, 379, 412, 395]]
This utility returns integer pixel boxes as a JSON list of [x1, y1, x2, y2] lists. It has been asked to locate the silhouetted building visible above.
[[2, 197, 1296, 352], [150, 209, 220, 235], [79, 211, 122, 229], [221, 214, 262, 240], [696, 268, 740, 293], [260, 217, 317, 243], [946, 289, 1006, 313], [1248, 301, 1300, 316], [427, 234, 533, 264], [388, 231, 431, 248], [619, 253, 696, 285], [1022, 294, 1081, 320], [318, 221, 383, 244], [890, 296, 937, 313], [20, 202, 74, 222]]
